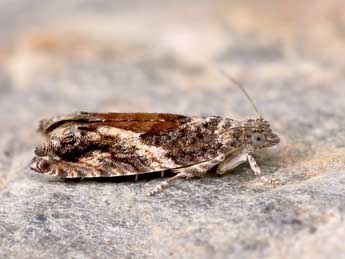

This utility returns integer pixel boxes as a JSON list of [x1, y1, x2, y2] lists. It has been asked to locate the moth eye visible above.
[[251, 133, 266, 146]]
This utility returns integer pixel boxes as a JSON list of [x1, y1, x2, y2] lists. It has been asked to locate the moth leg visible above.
[[247, 153, 279, 185], [148, 155, 225, 196], [216, 151, 248, 175], [247, 153, 262, 176], [217, 153, 277, 184], [147, 173, 185, 196], [216, 152, 262, 176]]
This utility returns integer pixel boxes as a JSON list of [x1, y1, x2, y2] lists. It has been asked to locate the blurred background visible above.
[[1, 1, 345, 258], [1, 0, 345, 114], [1, 0, 345, 113]]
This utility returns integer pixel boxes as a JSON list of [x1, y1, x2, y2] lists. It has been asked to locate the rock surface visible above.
[[0, 1, 345, 258]]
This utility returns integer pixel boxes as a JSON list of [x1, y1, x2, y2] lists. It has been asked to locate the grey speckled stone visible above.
[[1, 171, 345, 259], [0, 0, 345, 258]]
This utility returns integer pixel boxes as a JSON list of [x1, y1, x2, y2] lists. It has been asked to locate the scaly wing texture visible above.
[[33, 113, 234, 177]]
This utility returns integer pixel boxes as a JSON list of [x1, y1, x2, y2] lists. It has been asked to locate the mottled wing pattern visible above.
[[34, 113, 233, 177]]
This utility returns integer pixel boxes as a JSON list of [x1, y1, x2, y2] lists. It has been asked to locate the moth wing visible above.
[[38, 112, 189, 135], [66, 116, 227, 177], [35, 152, 218, 178], [36, 114, 229, 178], [69, 150, 218, 177]]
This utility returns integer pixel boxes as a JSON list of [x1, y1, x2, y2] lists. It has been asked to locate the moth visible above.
[[31, 73, 280, 195]]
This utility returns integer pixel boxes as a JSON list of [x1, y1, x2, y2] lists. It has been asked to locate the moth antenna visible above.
[[219, 69, 262, 118]]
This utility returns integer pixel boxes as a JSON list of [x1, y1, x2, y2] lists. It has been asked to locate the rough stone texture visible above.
[[0, 1, 345, 258]]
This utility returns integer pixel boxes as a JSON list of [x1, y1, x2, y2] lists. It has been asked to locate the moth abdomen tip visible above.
[[30, 156, 51, 174]]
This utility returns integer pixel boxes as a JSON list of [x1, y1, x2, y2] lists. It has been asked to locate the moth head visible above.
[[220, 70, 280, 151], [242, 118, 280, 151]]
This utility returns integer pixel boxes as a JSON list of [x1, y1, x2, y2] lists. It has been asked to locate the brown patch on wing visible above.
[[39, 112, 190, 135]]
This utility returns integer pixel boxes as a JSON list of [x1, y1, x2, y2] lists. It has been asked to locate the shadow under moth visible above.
[[31, 73, 280, 195]]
